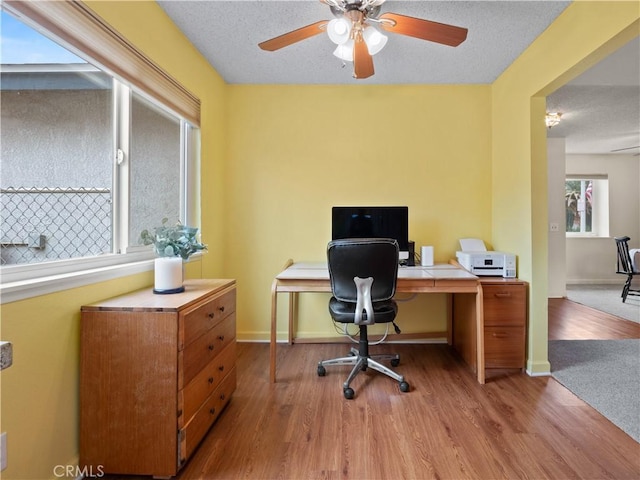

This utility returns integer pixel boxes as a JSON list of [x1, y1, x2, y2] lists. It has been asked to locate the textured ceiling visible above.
[[547, 37, 640, 155], [158, 0, 571, 84], [158, 0, 639, 155]]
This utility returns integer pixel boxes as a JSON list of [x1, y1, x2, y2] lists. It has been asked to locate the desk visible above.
[[270, 261, 485, 384]]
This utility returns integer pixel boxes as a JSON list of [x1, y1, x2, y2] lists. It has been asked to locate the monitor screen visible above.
[[331, 206, 409, 255]]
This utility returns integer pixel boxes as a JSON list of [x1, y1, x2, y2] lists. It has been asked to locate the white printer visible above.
[[456, 238, 516, 278]]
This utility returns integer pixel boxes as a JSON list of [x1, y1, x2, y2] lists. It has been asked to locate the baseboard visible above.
[[526, 359, 551, 377], [566, 279, 621, 285], [526, 369, 551, 377], [293, 333, 447, 344], [237, 332, 448, 344]]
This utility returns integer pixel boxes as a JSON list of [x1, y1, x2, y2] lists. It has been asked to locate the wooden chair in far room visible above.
[[614, 236, 640, 303]]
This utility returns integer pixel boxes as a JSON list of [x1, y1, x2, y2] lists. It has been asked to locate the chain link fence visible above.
[[0, 187, 112, 265]]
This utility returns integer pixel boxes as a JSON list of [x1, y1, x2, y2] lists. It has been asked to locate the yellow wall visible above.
[[492, 1, 639, 374], [0, 274, 150, 479], [225, 85, 492, 340], [1, 1, 638, 479]]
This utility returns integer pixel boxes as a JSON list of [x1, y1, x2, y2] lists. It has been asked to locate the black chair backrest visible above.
[[615, 236, 634, 274], [327, 238, 399, 303]]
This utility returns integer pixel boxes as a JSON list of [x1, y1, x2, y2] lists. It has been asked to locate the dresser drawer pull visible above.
[[494, 292, 512, 298], [218, 335, 225, 341], [218, 365, 225, 372], [208, 377, 214, 384], [208, 344, 215, 351], [491, 332, 510, 338], [208, 312, 215, 319], [209, 408, 216, 415], [220, 393, 226, 401], [219, 306, 225, 313]]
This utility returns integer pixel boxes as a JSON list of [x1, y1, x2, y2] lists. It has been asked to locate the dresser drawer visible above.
[[179, 366, 236, 466], [182, 287, 236, 348], [482, 285, 526, 326], [484, 326, 525, 368], [182, 313, 236, 386], [180, 342, 236, 426]]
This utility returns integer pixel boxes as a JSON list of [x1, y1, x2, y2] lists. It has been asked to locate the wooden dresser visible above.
[[453, 277, 528, 374], [80, 279, 236, 477]]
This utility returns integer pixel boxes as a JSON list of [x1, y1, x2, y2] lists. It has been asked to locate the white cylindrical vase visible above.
[[421, 246, 434, 267], [154, 256, 185, 294]]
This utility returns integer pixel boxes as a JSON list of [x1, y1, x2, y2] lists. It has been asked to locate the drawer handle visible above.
[[208, 344, 215, 351], [208, 377, 214, 384], [491, 332, 509, 338], [218, 365, 225, 372], [208, 312, 215, 319], [220, 393, 226, 401], [219, 306, 225, 313], [494, 292, 512, 298], [218, 335, 225, 341], [209, 407, 216, 415]]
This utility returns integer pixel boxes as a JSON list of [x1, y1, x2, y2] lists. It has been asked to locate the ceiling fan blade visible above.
[[353, 34, 374, 79], [259, 20, 329, 51], [610, 145, 640, 152], [379, 12, 468, 47]]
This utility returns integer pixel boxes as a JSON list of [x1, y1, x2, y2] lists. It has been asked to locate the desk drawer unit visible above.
[[481, 280, 527, 369], [80, 279, 236, 478]]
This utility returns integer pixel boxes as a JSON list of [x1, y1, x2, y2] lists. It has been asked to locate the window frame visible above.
[[565, 174, 609, 239], [0, 1, 201, 304]]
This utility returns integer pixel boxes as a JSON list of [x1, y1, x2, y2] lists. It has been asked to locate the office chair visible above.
[[614, 236, 640, 303], [317, 238, 410, 399]]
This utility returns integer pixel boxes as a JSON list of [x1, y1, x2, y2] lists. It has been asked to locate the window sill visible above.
[[0, 258, 154, 304], [566, 234, 610, 239]]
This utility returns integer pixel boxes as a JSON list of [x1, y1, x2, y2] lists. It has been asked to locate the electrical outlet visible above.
[[549, 222, 560, 232], [1, 432, 7, 471]]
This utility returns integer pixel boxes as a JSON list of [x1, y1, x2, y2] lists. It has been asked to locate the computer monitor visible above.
[[331, 206, 410, 260]]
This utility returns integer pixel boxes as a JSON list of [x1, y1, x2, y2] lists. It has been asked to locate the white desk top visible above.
[[276, 262, 477, 281]]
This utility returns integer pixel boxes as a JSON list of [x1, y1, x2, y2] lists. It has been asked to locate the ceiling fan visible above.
[[258, 0, 468, 79]]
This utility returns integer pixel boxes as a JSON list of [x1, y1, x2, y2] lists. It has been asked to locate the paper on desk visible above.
[[459, 238, 487, 252]]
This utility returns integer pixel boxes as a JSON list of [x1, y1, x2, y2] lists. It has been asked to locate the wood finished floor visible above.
[[104, 298, 640, 480]]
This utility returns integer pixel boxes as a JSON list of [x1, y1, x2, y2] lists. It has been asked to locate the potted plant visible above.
[[140, 218, 207, 294]]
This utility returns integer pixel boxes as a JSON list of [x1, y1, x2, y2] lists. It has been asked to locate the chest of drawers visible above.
[[80, 279, 236, 477]]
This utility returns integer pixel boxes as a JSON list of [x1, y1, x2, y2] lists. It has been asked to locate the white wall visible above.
[[565, 154, 640, 283], [547, 138, 567, 297]]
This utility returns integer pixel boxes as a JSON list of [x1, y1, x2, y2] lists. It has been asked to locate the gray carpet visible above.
[[566, 284, 640, 323], [548, 339, 640, 443]]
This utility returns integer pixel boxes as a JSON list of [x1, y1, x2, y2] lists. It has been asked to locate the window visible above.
[[0, 3, 200, 300], [565, 176, 609, 237]]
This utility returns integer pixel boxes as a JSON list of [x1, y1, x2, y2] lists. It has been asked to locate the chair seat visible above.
[[329, 297, 397, 324]]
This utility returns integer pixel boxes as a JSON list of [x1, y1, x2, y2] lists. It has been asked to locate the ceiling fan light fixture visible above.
[[327, 18, 352, 45], [333, 39, 354, 62], [545, 112, 562, 129], [363, 26, 387, 55]]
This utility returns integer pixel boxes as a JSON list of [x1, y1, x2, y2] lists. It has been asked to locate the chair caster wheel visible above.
[[391, 358, 400, 367], [343, 387, 354, 399], [399, 381, 410, 393], [317, 365, 326, 376]]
